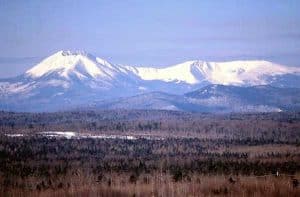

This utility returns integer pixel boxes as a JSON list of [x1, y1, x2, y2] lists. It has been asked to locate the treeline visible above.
[[1, 110, 300, 142], [0, 137, 299, 178]]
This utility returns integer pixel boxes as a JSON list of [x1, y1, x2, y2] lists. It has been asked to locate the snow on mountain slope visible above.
[[0, 50, 300, 112], [89, 85, 300, 113], [129, 60, 300, 86], [26, 50, 122, 80], [126, 61, 202, 84], [6, 50, 300, 93], [184, 85, 300, 112], [0, 51, 145, 112], [0, 51, 142, 96]]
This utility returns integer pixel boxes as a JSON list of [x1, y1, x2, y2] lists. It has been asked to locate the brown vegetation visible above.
[[0, 110, 299, 196], [1, 174, 299, 197]]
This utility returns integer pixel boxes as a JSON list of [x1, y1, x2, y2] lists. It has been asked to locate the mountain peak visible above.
[[25, 50, 107, 79], [1, 51, 300, 112], [23, 50, 300, 85], [60, 50, 89, 56]]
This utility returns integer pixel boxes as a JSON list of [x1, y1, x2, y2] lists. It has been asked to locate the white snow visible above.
[[1, 82, 36, 95], [161, 105, 179, 110], [132, 61, 200, 84], [39, 131, 76, 139], [24, 50, 300, 87], [2, 50, 300, 99], [25, 50, 117, 80], [138, 86, 147, 91], [202, 60, 297, 85], [131, 60, 300, 86], [5, 134, 24, 137], [4, 132, 167, 140], [45, 79, 70, 88], [38, 132, 138, 140], [82, 134, 137, 140]]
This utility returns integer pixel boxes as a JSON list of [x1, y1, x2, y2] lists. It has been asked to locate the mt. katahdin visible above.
[[0, 50, 300, 112]]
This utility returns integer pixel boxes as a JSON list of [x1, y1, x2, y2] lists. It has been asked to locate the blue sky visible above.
[[0, 0, 300, 77]]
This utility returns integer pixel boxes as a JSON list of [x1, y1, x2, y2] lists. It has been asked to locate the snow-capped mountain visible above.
[[128, 60, 300, 85], [23, 50, 141, 92], [0, 50, 300, 112], [0, 50, 144, 111]]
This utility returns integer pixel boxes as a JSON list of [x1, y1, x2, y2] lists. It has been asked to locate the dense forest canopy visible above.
[[0, 110, 299, 196]]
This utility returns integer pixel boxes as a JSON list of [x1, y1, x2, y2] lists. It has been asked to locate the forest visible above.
[[0, 110, 299, 196]]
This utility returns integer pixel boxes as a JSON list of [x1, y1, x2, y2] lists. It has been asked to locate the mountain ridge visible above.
[[9, 50, 300, 86], [87, 85, 300, 113], [0, 50, 300, 112]]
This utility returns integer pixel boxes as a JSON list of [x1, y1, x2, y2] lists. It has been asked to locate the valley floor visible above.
[[3, 174, 300, 197], [0, 110, 299, 196]]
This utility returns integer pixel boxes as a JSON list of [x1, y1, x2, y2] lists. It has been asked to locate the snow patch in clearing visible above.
[[87, 134, 137, 140], [5, 134, 24, 137], [39, 131, 76, 139]]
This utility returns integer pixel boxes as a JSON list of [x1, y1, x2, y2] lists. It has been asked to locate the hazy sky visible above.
[[0, 0, 300, 77]]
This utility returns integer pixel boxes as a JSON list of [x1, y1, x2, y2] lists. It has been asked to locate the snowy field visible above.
[[4, 131, 165, 140]]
